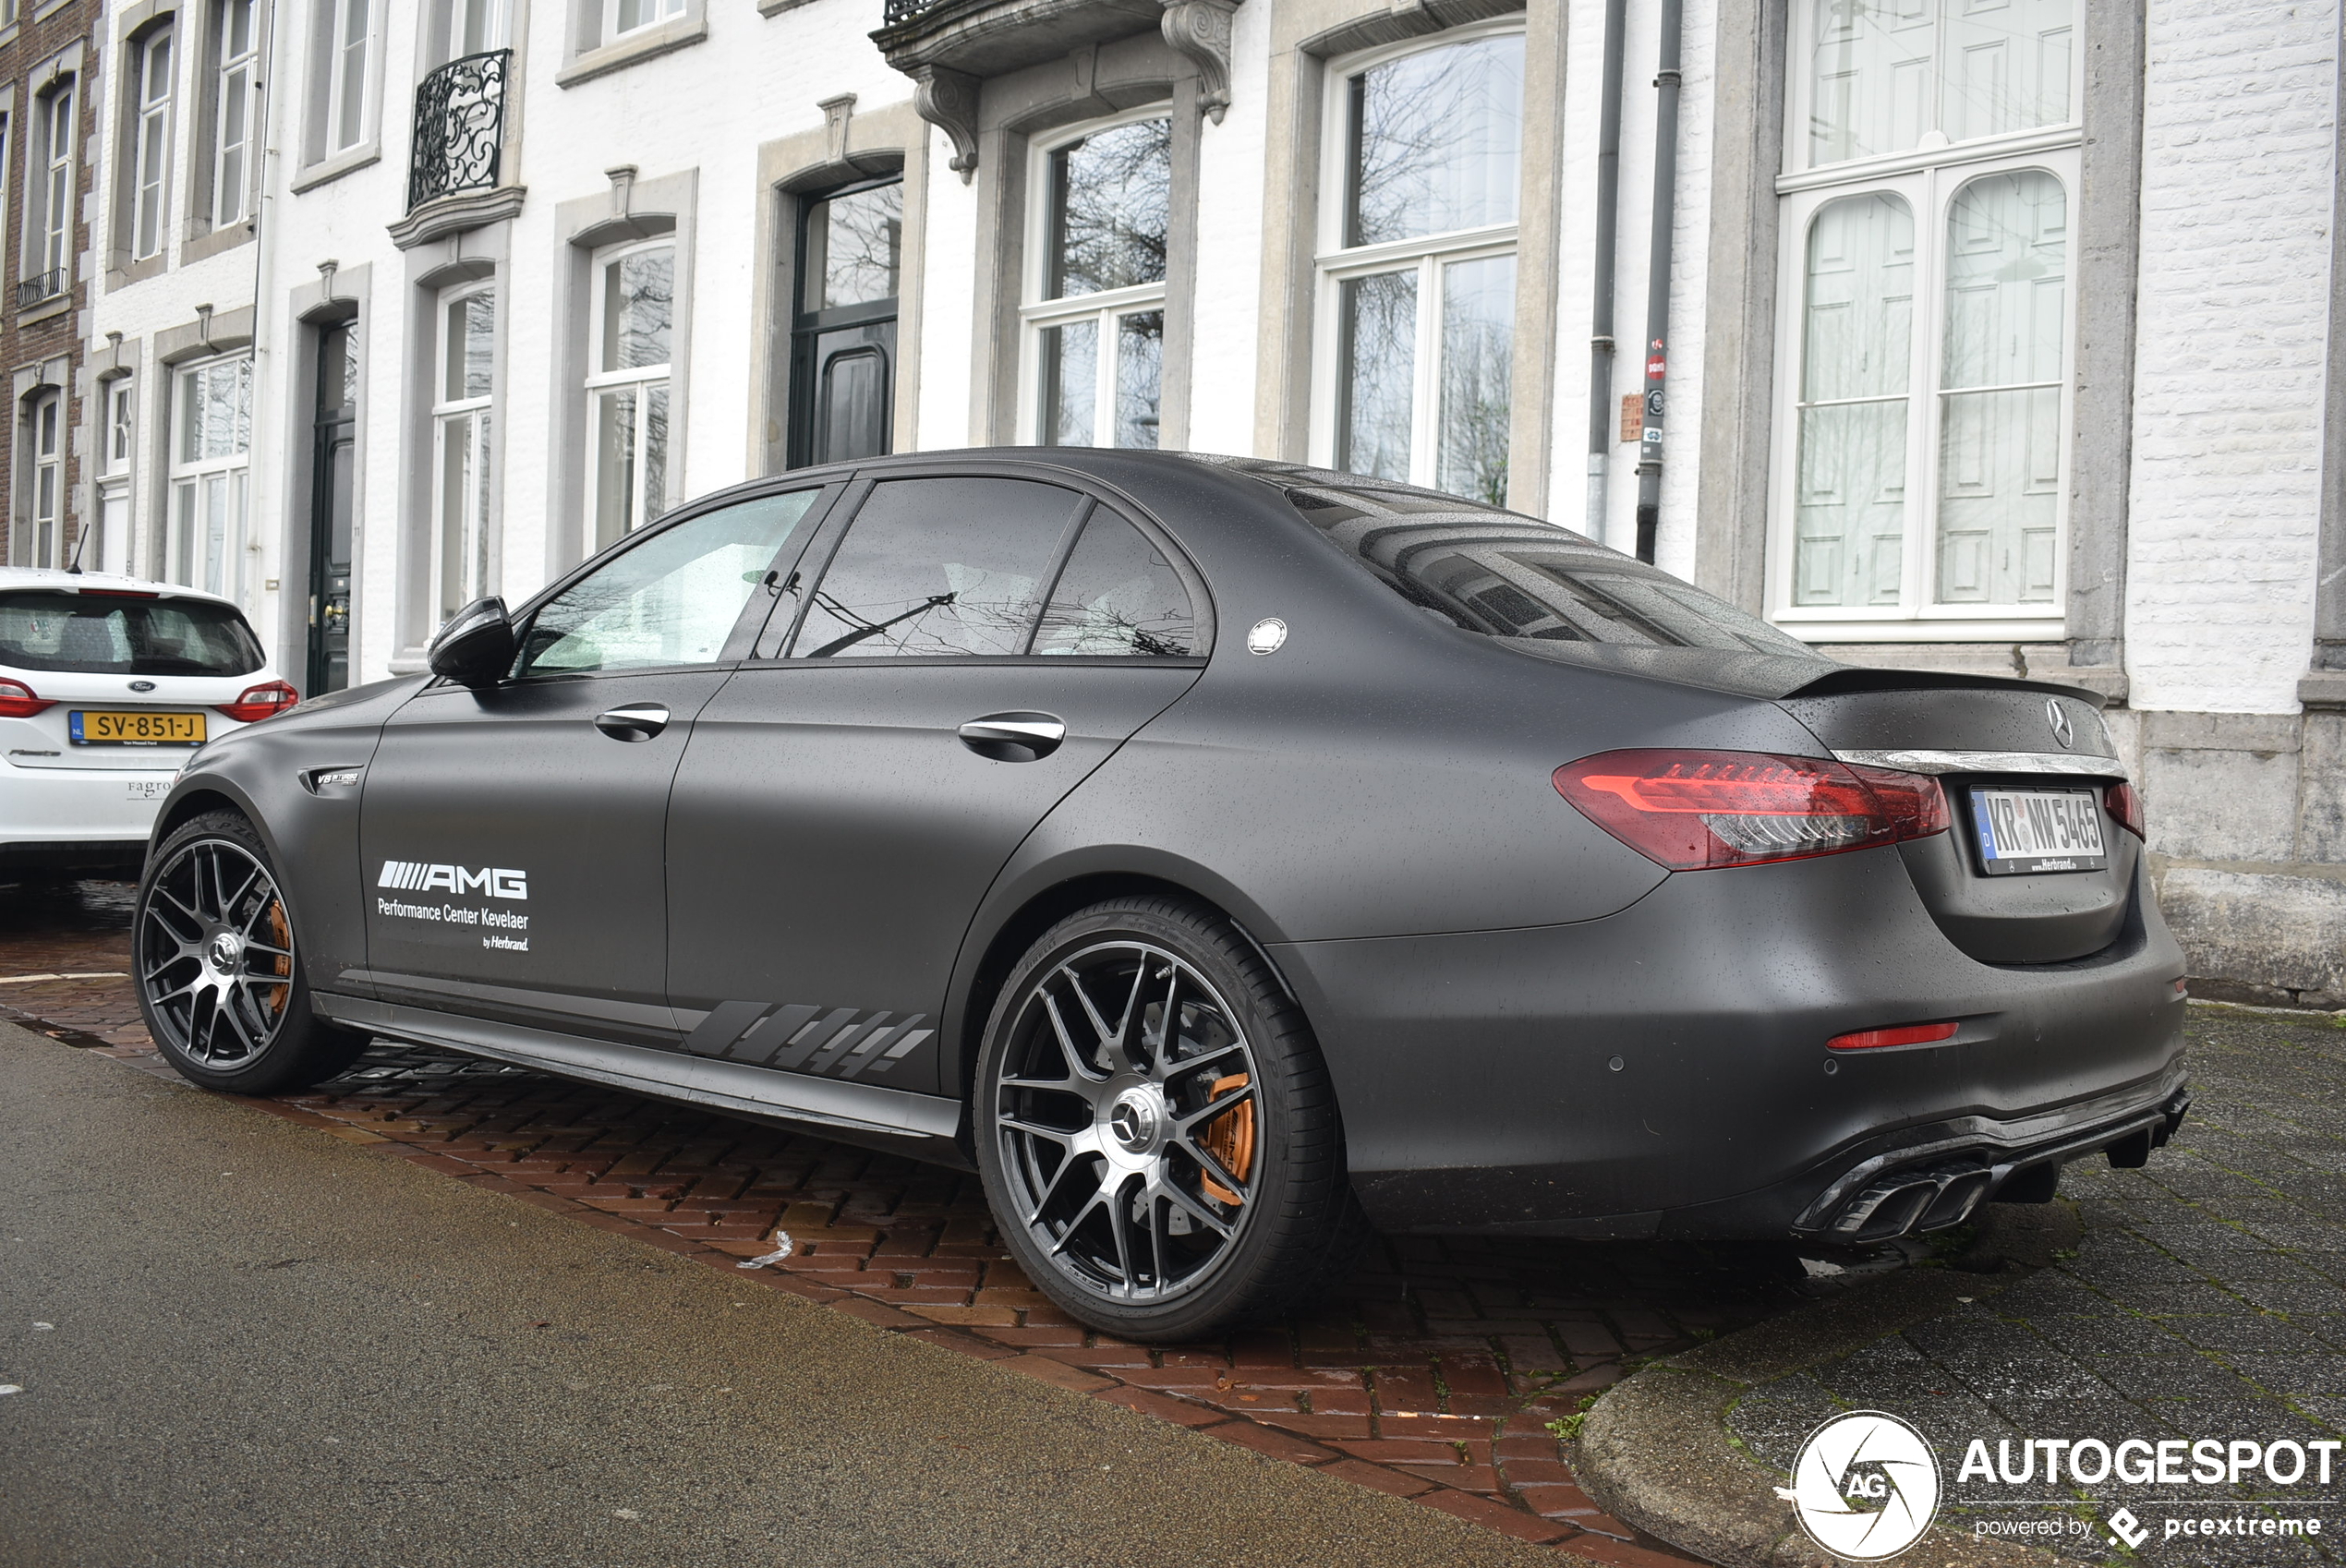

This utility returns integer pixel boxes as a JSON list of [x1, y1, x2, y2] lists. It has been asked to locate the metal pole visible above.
[[1634, 0, 1684, 564], [1584, 0, 1627, 543]]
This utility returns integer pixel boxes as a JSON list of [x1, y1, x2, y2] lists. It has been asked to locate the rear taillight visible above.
[[1553, 749, 1950, 871], [1828, 1021, 1960, 1051], [2104, 780, 2146, 838], [0, 678, 54, 718], [215, 680, 299, 724]]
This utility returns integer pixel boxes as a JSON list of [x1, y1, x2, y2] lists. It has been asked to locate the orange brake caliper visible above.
[[264, 902, 293, 1017], [1198, 1073, 1255, 1207]]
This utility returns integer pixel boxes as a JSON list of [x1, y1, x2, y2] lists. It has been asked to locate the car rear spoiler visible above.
[[1787, 666, 2110, 710]]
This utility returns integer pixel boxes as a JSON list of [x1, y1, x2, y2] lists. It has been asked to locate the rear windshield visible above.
[[1281, 481, 1820, 656], [0, 590, 264, 677]]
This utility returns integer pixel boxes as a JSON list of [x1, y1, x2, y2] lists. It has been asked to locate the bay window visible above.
[[1022, 115, 1170, 450], [586, 241, 672, 552], [1315, 28, 1522, 503], [169, 356, 253, 597], [1772, 0, 2080, 634]]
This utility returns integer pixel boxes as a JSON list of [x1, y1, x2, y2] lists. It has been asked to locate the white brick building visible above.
[[68, 0, 2346, 1000]]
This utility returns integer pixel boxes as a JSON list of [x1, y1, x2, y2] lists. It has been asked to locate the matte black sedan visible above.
[[137, 452, 2189, 1339]]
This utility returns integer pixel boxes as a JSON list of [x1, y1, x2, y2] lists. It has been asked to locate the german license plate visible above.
[[1968, 787, 2107, 875], [70, 710, 206, 746]]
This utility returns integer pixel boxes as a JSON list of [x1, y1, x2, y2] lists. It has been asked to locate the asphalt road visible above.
[[0, 1022, 1546, 1568]]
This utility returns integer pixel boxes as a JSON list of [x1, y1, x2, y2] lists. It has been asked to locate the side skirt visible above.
[[312, 992, 973, 1168]]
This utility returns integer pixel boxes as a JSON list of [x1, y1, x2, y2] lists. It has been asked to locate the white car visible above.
[[1, 568, 296, 879]]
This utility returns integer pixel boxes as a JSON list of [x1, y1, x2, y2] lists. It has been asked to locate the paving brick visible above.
[[1415, 1488, 1569, 1545], [1319, 1457, 1437, 1498], [1000, 1355, 1116, 1393], [1094, 1387, 1225, 1428], [1199, 1420, 1341, 1465]]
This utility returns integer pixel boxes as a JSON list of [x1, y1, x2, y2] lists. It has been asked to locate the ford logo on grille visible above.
[[128, 680, 157, 693], [2045, 698, 2074, 750]]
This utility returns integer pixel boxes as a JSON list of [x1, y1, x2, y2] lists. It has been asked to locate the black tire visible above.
[[134, 809, 366, 1094], [973, 895, 1367, 1341]]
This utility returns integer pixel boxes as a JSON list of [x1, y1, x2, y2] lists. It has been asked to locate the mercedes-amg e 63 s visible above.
[[138, 451, 2188, 1339]]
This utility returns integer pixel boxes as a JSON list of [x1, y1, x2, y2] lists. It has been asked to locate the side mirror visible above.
[[427, 597, 516, 687]]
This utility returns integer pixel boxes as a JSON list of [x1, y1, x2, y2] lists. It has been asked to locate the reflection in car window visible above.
[[0, 591, 263, 676], [516, 490, 820, 677], [1032, 512, 1195, 656], [787, 477, 1082, 658], [1282, 481, 1815, 656]]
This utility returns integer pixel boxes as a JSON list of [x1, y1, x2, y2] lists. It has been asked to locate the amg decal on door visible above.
[[376, 861, 529, 899]]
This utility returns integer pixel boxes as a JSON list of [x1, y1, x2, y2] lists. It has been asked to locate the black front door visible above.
[[666, 475, 1208, 1094], [357, 488, 828, 1043], [306, 320, 357, 695], [788, 176, 900, 468]]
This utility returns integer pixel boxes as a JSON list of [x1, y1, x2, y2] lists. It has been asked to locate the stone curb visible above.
[[1572, 1207, 2097, 1568]]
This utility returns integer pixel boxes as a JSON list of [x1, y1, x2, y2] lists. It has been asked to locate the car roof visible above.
[[0, 567, 245, 609]]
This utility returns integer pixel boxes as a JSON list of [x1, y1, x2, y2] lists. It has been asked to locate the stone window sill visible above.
[[293, 143, 381, 194], [555, 13, 707, 89]]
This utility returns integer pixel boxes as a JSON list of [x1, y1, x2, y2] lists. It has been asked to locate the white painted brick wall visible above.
[[2125, 0, 2339, 714]]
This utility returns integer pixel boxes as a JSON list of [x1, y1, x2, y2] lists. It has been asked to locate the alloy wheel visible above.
[[992, 940, 1262, 1303], [139, 838, 296, 1067]]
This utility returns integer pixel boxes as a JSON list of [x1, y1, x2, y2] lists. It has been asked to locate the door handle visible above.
[[594, 704, 671, 742], [958, 712, 1066, 762]]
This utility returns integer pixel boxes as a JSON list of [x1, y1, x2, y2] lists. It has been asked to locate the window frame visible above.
[[25, 388, 62, 567], [1305, 20, 1527, 491], [208, 0, 259, 229], [1765, 0, 2086, 642], [1015, 105, 1176, 452], [23, 78, 75, 298], [600, 0, 681, 44], [582, 235, 676, 555], [127, 26, 174, 262], [103, 375, 135, 476], [320, 0, 372, 158], [430, 283, 498, 629], [166, 353, 254, 597]]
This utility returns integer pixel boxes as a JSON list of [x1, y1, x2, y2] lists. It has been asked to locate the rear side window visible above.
[[1284, 483, 1815, 656], [787, 477, 1083, 658], [1033, 512, 1196, 657], [0, 591, 263, 676]]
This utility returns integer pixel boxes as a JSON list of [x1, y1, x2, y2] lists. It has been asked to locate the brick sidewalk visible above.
[[6, 877, 1819, 1562], [1731, 1007, 2346, 1564]]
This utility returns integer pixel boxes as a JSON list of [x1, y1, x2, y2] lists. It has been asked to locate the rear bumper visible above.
[[1, 763, 175, 868], [1272, 843, 2188, 1239]]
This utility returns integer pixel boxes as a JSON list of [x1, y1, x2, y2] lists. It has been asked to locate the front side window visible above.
[[517, 491, 820, 677], [586, 241, 673, 552], [130, 30, 174, 259], [1024, 116, 1170, 450], [433, 289, 496, 625], [785, 477, 1084, 658], [1320, 31, 1523, 504], [212, 0, 258, 226], [1773, 0, 2079, 630], [26, 391, 61, 566], [169, 356, 253, 596], [323, 0, 371, 154]]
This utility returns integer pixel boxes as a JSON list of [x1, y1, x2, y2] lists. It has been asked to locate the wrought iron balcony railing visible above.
[[881, 0, 945, 22], [15, 268, 65, 309], [407, 49, 511, 212]]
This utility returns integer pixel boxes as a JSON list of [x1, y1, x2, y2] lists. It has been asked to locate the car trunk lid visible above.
[[1778, 670, 2134, 964]]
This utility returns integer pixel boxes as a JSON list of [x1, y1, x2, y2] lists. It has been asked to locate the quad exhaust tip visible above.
[[1825, 1162, 1996, 1244]]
